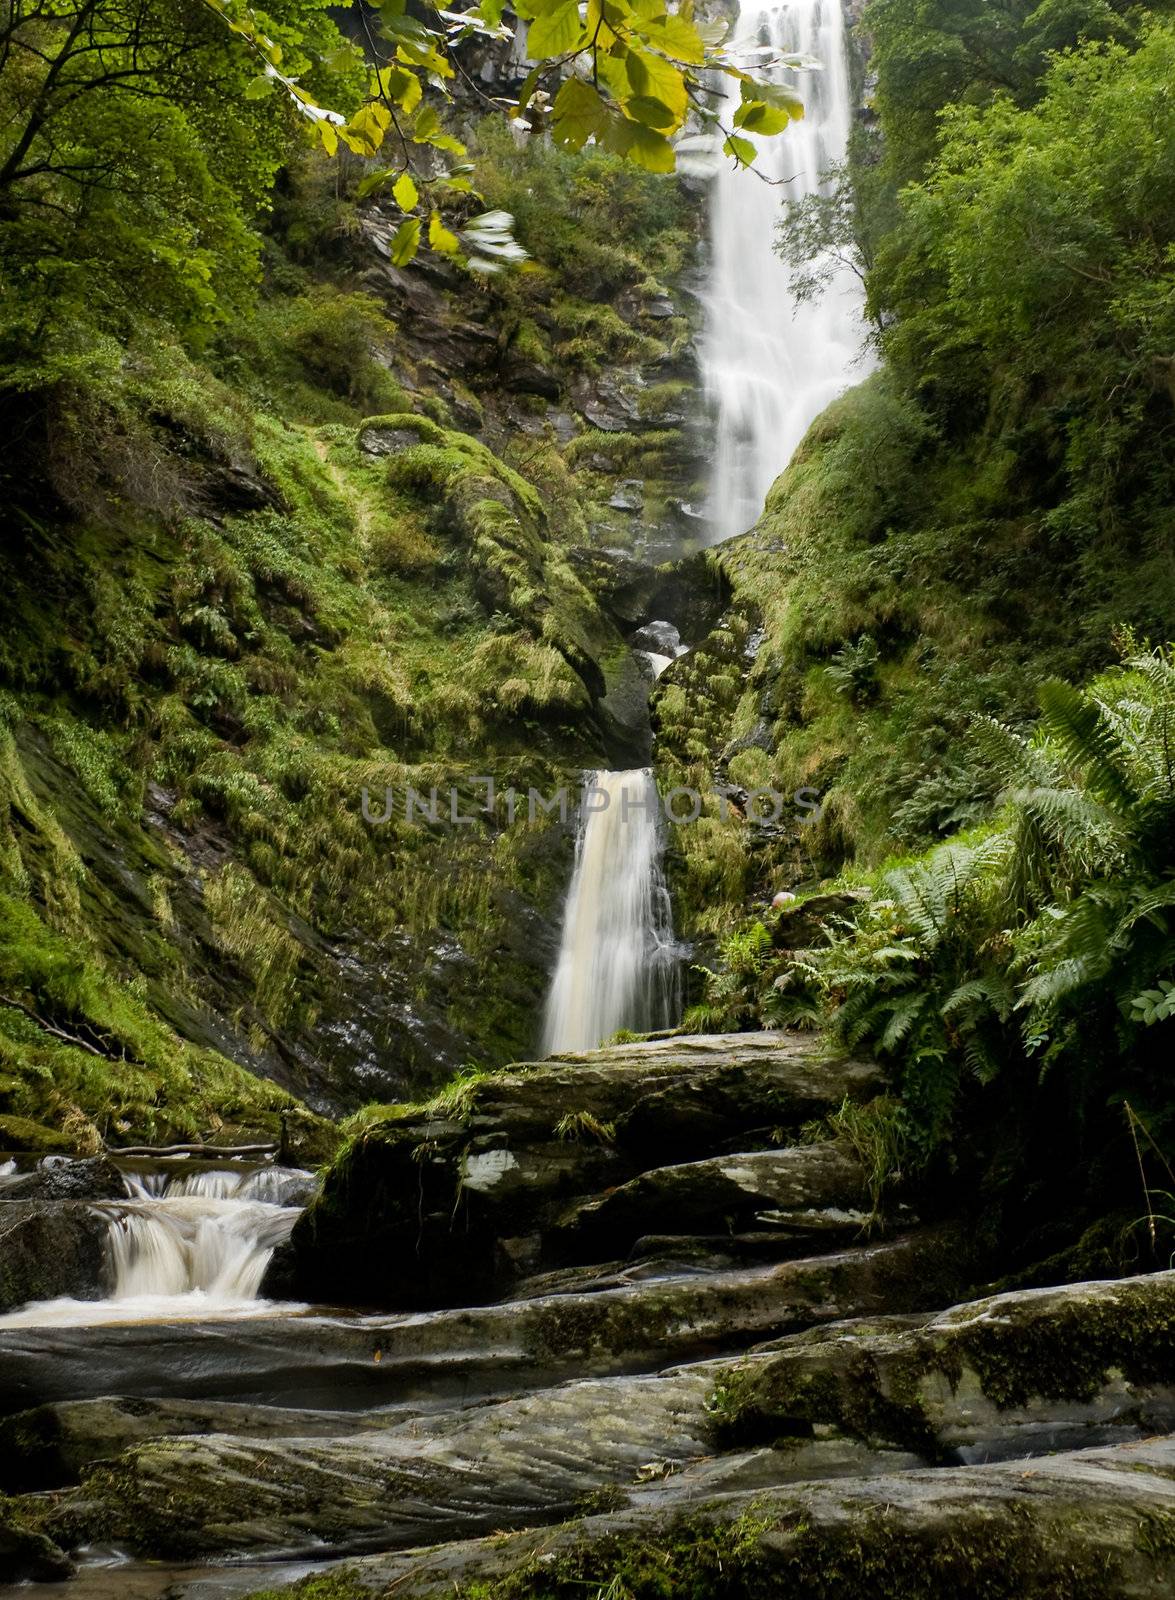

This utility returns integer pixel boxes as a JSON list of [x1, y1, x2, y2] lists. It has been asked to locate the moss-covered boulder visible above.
[[707, 1271, 1175, 1464], [0, 1116, 73, 1155], [222, 1435, 1175, 1599], [0, 1497, 73, 1585], [283, 1032, 882, 1308]]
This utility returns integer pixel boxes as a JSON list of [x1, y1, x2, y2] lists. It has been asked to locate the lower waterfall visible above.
[[541, 769, 679, 1056], [0, 1164, 308, 1328]]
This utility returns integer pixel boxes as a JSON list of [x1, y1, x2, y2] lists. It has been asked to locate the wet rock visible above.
[[608, 480, 644, 512], [283, 1033, 883, 1308], [0, 1201, 110, 1314], [0, 1505, 73, 1585], [0, 1155, 127, 1203], [254, 1436, 1175, 1599], [710, 1270, 1175, 1465], [357, 424, 421, 456], [501, 356, 562, 400], [56, 1359, 920, 1561], [553, 1142, 868, 1262], [578, 374, 642, 432], [772, 889, 872, 950], [0, 1396, 415, 1491], [630, 618, 683, 655], [0, 1231, 974, 1414]]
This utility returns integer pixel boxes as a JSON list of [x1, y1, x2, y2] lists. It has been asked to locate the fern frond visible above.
[[1038, 678, 1138, 816]]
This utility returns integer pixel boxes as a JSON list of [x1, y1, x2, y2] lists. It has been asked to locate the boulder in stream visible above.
[[282, 1032, 882, 1308], [0, 1200, 110, 1313], [237, 1436, 1175, 1599]]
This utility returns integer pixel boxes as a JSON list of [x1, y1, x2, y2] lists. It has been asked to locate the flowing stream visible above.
[[702, 0, 866, 541], [0, 1163, 310, 1329], [541, 770, 679, 1055]]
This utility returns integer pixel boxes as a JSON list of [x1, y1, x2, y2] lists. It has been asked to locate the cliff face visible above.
[[0, 130, 720, 1144]]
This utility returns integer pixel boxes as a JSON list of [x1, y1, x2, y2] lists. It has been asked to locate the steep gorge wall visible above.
[[0, 130, 722, 1146]]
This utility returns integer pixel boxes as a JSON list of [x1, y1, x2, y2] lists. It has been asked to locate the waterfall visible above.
[[702, 0, 866, 542], [541, 770, 679, 1055], [0, 1164, 309, 1328], [106, 1195, 298, 1303]]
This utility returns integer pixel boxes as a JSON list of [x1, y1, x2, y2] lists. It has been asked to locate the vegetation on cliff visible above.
[[0, 0, 714, 1146], [663, 2, 1174, 1271]]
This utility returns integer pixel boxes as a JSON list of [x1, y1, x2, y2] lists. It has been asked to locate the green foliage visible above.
[[474, 119, 693, 300], [0, 892, 298, 1147], [813, 651, 1174, 1169], [684, 920, 773, 1032]]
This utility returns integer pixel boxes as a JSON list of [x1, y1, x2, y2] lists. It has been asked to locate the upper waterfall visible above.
[[702, 0, 867, 542], [541, 770, 679, 1056]]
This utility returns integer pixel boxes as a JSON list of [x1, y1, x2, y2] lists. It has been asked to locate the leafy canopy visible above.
[[201, 0, 808, 267]]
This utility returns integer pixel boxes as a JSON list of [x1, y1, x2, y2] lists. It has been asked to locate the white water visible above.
[[703, 0, 867, 541], [541, 770, 679, 1055], [0, 1165, 307, 1328]]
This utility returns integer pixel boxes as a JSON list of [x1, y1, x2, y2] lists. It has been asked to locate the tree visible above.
[[197, 0, 810, 268], [0, 1, 353, 341]]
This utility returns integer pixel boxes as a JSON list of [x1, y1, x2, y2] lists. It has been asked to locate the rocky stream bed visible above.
[[2, 1033, 1174, 1598]]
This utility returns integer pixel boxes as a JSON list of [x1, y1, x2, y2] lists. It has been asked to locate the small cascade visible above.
[[702, 0, 868, 541], [541, 769, 679, 1056], [0, 1162, 310, 1328], [107, 1196, 298, 1303]]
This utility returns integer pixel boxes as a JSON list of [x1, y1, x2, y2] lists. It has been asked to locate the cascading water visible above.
[[703, 0, 866, 541], [0, 1164, 311, 1328], [541, 770, 679, 1055]]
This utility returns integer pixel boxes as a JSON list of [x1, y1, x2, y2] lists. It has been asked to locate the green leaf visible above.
[[527, 1, 584, 56], [722, 133, 756, 167], [643, 10, 705, 63], [750, 80, 806, 117], [341, 101, 392, 157], [551, 77, 608, 151], [733, 100, 793, 135], [429, 210, 461, 255], [622, 45, 686, 123], [604, 118, 676, 171], [379, 64, 423, 113], [626, 94, 676, 129], [390, 217, 422, 266], [356, 167, 398, 199], [393, 172, 419, 210], [244, 72, 274, 100]]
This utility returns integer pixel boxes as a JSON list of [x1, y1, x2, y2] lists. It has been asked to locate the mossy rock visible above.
[[0, 1115, 74, 1154]]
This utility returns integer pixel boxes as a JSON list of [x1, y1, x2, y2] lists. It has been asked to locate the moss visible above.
[[707, 1277, 1175, 1457], [242, 1576, 368, 1600], [0, 1113, 74, 1153], [420, 1498, 1124, 1600], [707, 1351, 941, 1460]]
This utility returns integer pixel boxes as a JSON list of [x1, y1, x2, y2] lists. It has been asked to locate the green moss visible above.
[[410, 1498, 1124, 1600], [0, 1113, 74, 1153], [242, 1576, 368, 1600], [707, 1277, 1175, 1457]]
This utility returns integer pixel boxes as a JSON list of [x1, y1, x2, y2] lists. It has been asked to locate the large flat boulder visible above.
[[284, 1032, 880, 1308], [38, 1270, 1175, 1564], [0, 1232, 970, 1415], [234, 1437, 1175, 1599], [708, 1270, 1175, 1465], [552, 1141, 868, 1262], [0, 1396, 416, 1491]]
